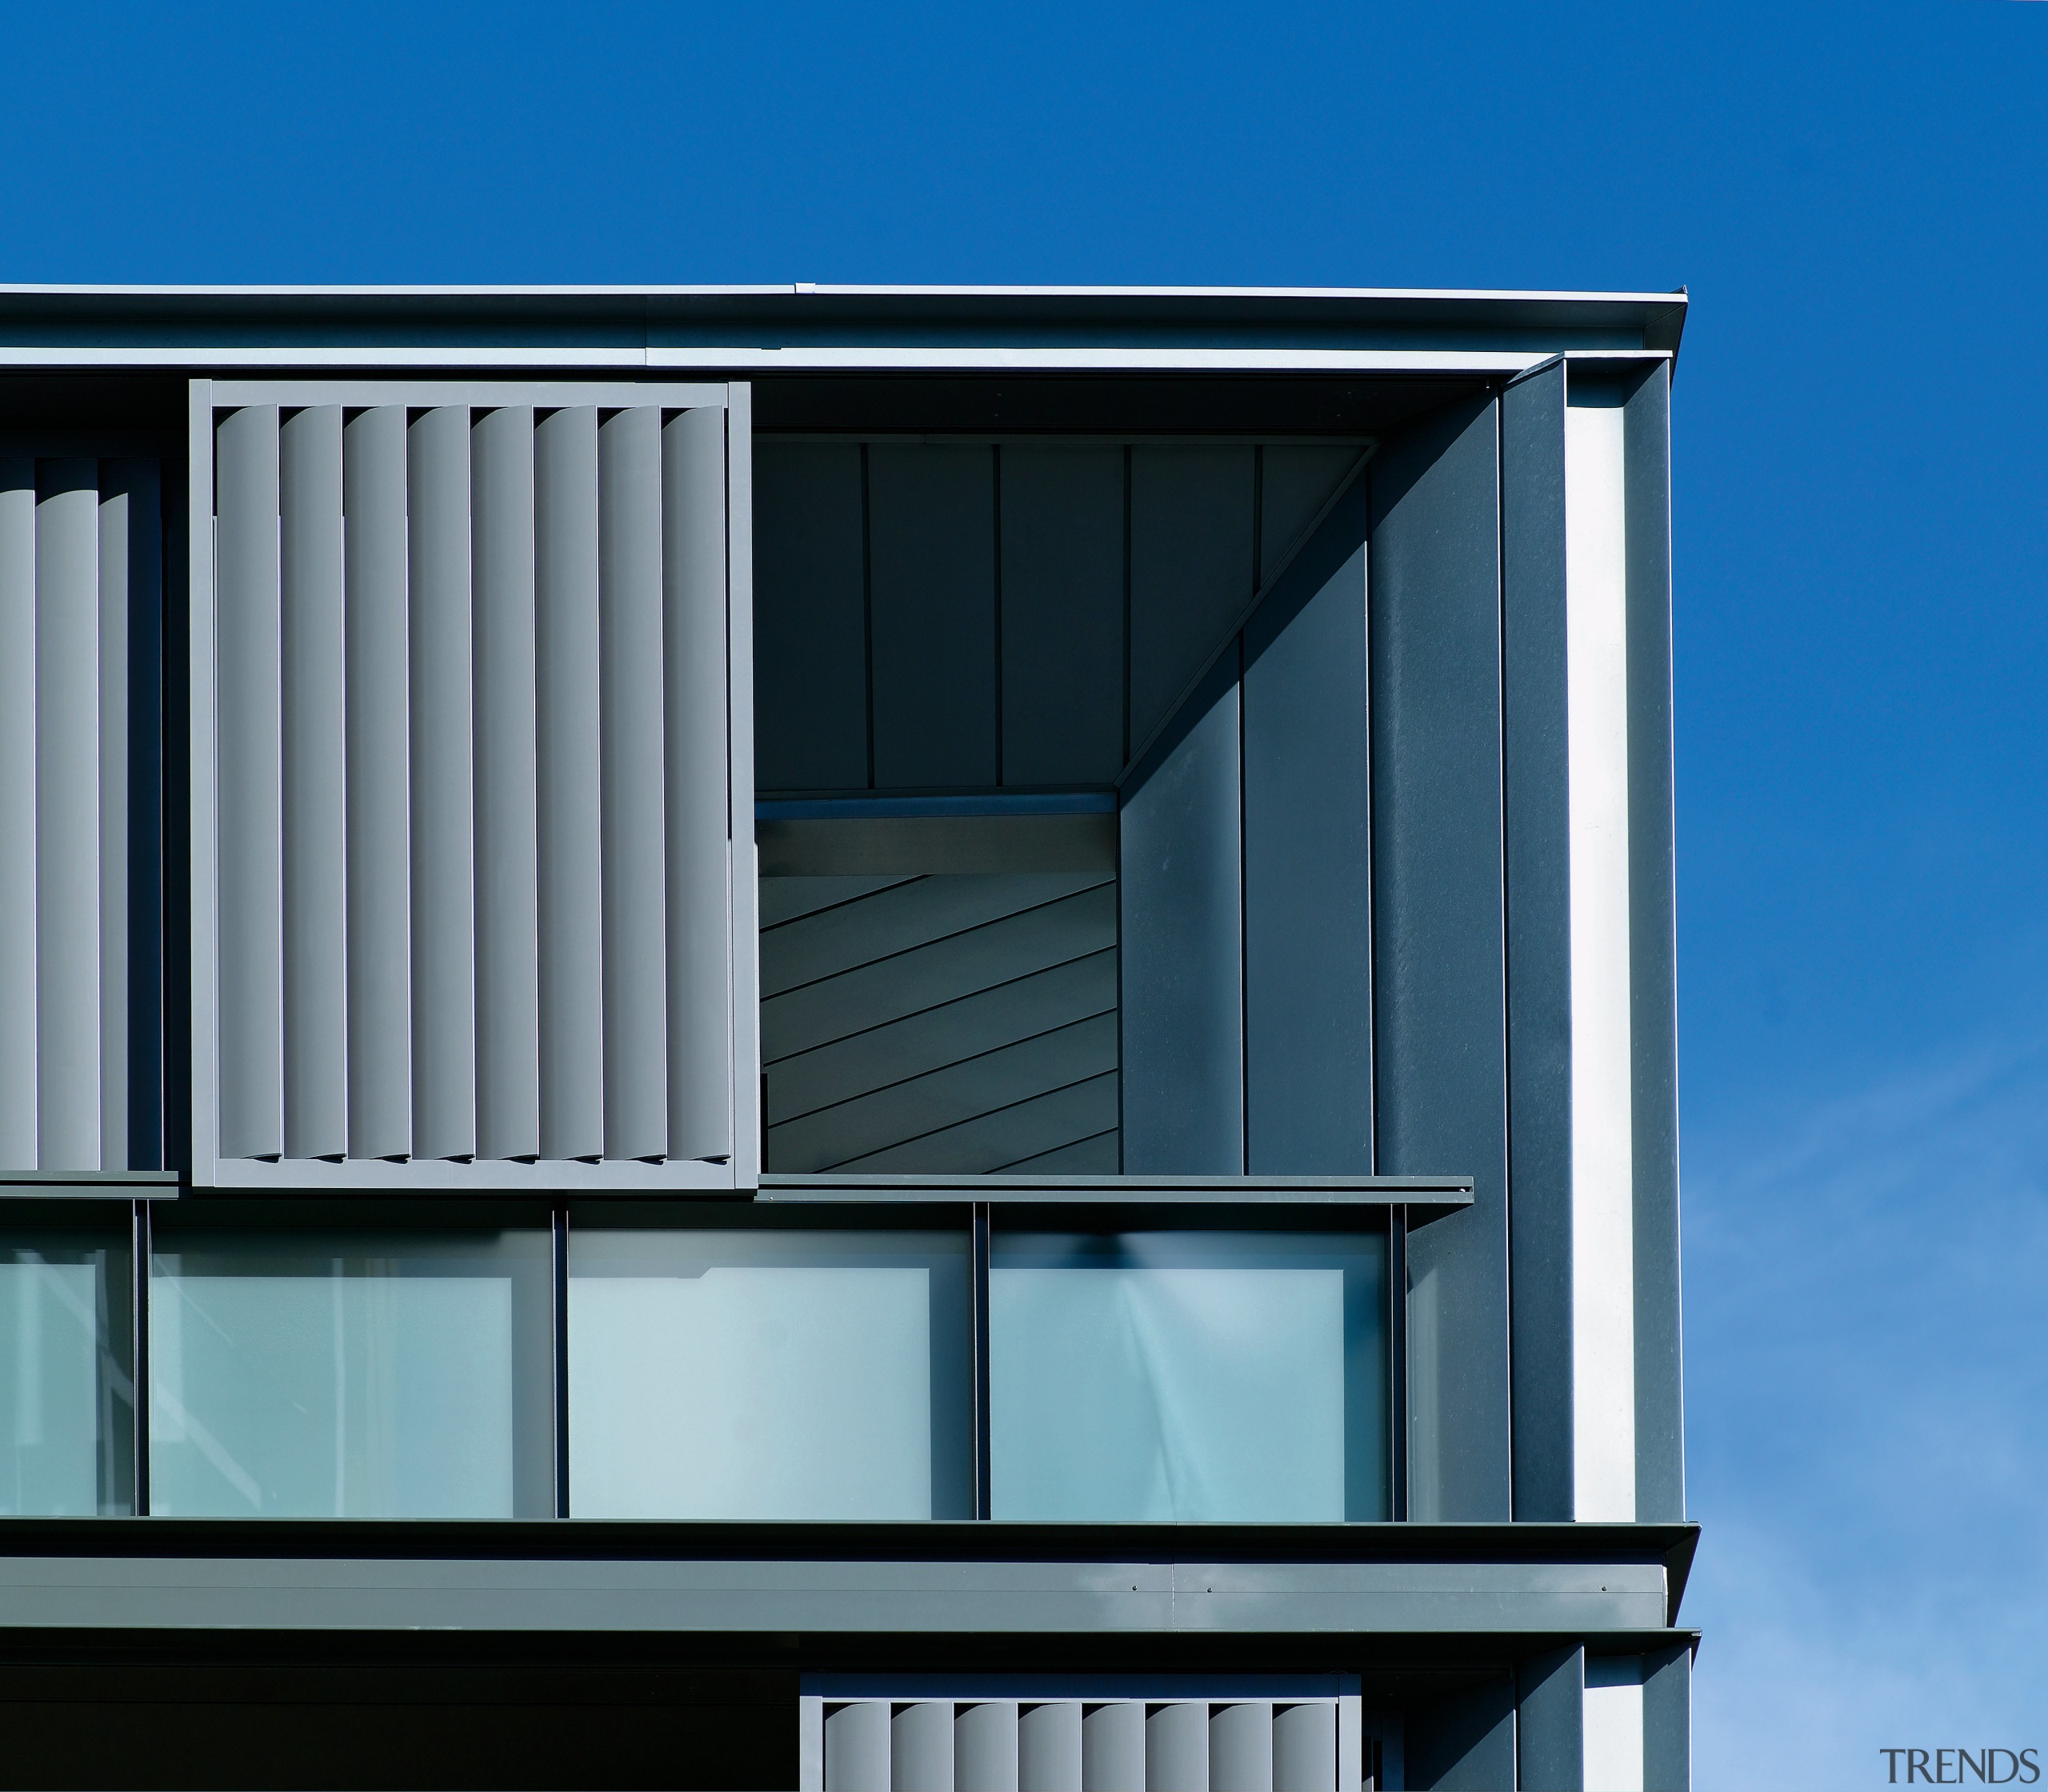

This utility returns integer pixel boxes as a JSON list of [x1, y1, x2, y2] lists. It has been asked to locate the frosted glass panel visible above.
[[570, 1229, 971, 1518], [990, 1231, 1386, 1521], [150, 1229, 550, 1518], [1, 1262, 104, 1514], [0, 1230, 133, 1515]]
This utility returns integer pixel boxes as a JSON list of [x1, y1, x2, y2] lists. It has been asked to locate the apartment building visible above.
[[0, 284, 1694, 1790]]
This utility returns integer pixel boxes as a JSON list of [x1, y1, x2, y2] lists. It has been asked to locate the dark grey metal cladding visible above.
[[753, 442, 866, 791], [1515, 1644, 1586, 1790], [867, 445, 998, 789], [1242, 474, 1373, 1174], [999, 443, 1125, 785], [1625, 363, 1684, 1526], [1368, 394, 1512, 1522], [1404, 1673, 1516, 1790], [1500, 360, 1574, 1523], [1127, 446, 1255, 750], [1642, 1643, 1690, 1792], [1258, 444, 1366, 585], [1120, 653, 1245, 1174], [105, 458, 164, 1173], [762, 873, 1118, 1173]]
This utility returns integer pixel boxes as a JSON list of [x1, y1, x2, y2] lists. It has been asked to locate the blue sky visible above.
[[7, 0, 2047, 1780]]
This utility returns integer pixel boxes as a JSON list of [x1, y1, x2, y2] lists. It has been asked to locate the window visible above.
[[568, 1222, 972, 1518], [990, 1228, 1389, 1522], [0, 1218, 134, 1515], [147, 1218, 552, 1518]]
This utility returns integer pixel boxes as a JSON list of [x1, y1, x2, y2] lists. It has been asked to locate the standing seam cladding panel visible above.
[[472, 404, 542, 1161], [38, 463, 106, 1168], [598, 407, 670, 1160], [213, 410, 283, 1161], [407, 406, 478, 1159], [0, 464, 33, 1163], [664, 407, 733, 1160], [95, 473, 130, 1170], [279, 405, 348, 1159], [1367, 394, 1514, 1523], [535, 406, 605, 1160], [106, 459, 163, 1171], [342, 406, 413, 1158]]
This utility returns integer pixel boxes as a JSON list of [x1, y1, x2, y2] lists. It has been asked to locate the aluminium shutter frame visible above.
[[190, 380, 753, 1190]]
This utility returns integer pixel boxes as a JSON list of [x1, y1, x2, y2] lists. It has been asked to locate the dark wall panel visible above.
[[753, 442, 867, 792], [1642, 1644, 1692, 1792], [1119, 656, 1244, 1173], [1259, 444, 1364, 584], [1501, 360, 1575, 1522], [1242, 526, 1372, 1174], [1000, 443, 1125, 785], [868, 444, 997, 789], [1405, 1674, 1517, 1790], [1128, 445, 1254, 755], [1369, 394, 1512, 1523], [1626, 362, 1685, 1525], [1516, 1645, 1586, 1791]]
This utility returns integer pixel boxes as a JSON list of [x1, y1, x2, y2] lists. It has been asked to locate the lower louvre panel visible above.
[[802, 1679, 1371, 1792]]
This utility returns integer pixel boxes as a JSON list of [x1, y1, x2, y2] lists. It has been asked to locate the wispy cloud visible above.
[[1685, 1029, 2048, 1786]]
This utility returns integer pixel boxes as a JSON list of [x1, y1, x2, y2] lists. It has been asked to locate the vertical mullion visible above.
[[597, 406, 669, 1162], [971, 1199, 992, 1519], [1390, 1205, 1409, 1522], [860, 443, 874, 791], [0, 458, 35, 1166], [280, 405, 348, 1161], [534, 406, 605, 1162], [132, 1196, 150, 1516], [472, 405, 542, 1162], [343, 406, 414, 1161], [662, 406, 733, 1165], [212, 410, 282, 1162], [407, 406, 478, 1161], [552, 1202, 570, 1518]]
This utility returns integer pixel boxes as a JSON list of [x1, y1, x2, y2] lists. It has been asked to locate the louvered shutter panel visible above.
[[0, 455, 163, 1174], [802, 1689, 1362, 1792], [194, 381, 749, 1189]]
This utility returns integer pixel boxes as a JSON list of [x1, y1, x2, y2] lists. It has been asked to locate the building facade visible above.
[[0, 284, 1694, 1790]]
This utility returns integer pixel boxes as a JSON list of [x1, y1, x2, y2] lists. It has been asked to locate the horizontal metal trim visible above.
[[0, 1556, 1668, 1636], [208, 380, 731, 407], [758, 794, 1118, 821], [198, 1158, 738, 1193], [0, 1170, 178, 1199], [754, 1174, 1473, 1206]]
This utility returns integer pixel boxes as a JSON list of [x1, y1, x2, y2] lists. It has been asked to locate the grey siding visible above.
[[999, 443, 1125, 785], [754, 442, 866, 791], [1369, 394, 1513, 1523], [868, 445, 998, 789], [1120, 656, 1244, 1174], [1516, 1645, 1586, 1791], [762, 873, 1118, 1172], [1501, 359, 1576, 1522], [1127, 446, 1255, 753], [1626, 362, 1686, 1525], [203, 390, 738, 1179], [1242, 479, 1374, 1174]]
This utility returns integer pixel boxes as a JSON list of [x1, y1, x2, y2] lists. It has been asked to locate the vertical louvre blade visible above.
[[0, 461, 35, 1166], [598, 406, 668, 1161], [406, 406, 478, 1160], [95, 467, 130, 1172], [662, 406, 731, 1162], [534, 405, 604, 1161], [343, 406, 412, 1159], [212, 411, 282, 1161], [280, 404, 348, 1159], [471, 403, 542, 1161]]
